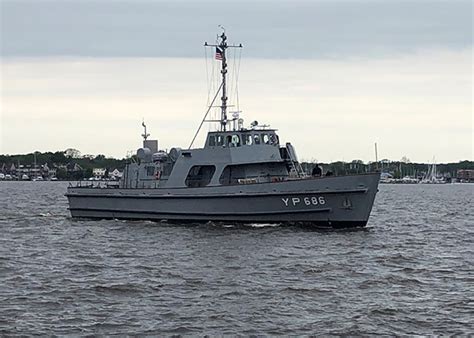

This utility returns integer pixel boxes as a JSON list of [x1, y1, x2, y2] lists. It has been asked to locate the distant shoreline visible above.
[[1, 151, 473, 182]]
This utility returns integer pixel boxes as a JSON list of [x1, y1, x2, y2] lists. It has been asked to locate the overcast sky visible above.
[[1, 0, 472, 162], [2, 0, 471, 58]]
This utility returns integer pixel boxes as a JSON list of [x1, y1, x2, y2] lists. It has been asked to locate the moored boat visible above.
[[420, 159, 446, 184]]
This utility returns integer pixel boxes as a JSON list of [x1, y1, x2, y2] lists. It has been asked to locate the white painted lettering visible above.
[[283, 195, 325, 208]]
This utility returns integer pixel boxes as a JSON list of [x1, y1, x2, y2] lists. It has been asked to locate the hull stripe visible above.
[[69, 207, 332, 216], [66, 188, 368, 199]]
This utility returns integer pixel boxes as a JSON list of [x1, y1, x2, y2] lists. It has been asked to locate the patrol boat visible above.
[[66, 31, 380, 228]]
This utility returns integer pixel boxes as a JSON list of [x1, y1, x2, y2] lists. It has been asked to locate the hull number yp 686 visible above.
[[282, 196, 326, 207]]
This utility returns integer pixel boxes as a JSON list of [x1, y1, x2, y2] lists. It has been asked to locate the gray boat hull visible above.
[[66, 173, 380, 228]]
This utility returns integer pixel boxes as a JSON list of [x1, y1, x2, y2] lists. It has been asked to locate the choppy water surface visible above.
[[0, 182, 473, 335]]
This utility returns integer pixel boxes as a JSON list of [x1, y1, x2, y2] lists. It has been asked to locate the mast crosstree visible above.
[[205, 30, 242, 132]]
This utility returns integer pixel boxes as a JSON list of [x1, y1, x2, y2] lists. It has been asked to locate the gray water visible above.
[[0, 182, 473, 335]]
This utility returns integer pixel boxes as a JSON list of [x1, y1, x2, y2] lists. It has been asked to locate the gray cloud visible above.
[[1, 0, 472, 59]]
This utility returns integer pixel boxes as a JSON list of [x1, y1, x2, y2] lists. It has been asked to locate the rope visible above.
[[235, 48, 242, 113], [204, 46, 211, 106], [229, 47, 237, 108], [212, 35, 220, 128], [188, 81, 224, 149], [210, 47, 216, 124]]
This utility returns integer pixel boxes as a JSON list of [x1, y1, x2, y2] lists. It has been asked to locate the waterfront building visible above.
[[457, 169, 474, 183]]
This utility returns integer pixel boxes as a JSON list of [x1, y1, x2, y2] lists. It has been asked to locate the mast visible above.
[[204, 28, 242, 131], [220, 32, 228, 131], [141, 120, 149, 148]]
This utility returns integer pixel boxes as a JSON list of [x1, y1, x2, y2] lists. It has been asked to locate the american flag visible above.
[[215, 47, 223, 60]]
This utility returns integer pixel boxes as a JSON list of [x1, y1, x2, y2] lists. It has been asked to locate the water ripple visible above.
[[0, 182, 473, 334]]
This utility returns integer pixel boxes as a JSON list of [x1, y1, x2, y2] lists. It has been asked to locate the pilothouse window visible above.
[[216, 135, 224, 146], [269, 134, 276, 145], [185, 165, 216, 187], [208, 135, 216, 146], [231, 134, 241, 147], [226, 134, 241, 147], [243, 134, 253, 145], [254, 134, 260, 144]]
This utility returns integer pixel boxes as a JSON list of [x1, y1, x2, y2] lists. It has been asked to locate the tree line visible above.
[[301, 159, 474, 178], [0, 149, 129, 180], [1, 149, 472, 180]]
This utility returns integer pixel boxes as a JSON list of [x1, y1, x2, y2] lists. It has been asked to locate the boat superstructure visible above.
[[66, 30, 380, 228]]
